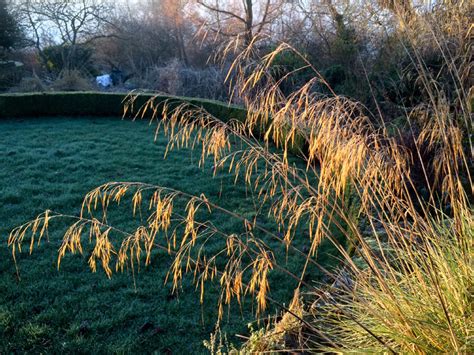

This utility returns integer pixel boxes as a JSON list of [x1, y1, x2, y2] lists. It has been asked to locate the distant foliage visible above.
[[267, 46, 313, 94], [43, 45, 97, 75], [0, 0, 21, 56], [8, 74, 46, 93], [132, 60, 229, 100]]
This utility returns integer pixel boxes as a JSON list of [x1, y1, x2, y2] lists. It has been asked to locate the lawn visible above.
[[0, 116, 335, 353]]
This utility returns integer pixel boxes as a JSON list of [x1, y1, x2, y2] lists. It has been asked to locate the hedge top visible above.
[[0, 91, 247, 122]]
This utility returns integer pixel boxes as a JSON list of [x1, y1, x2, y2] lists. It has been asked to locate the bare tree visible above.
[[18, 0, 113, 68], [158, 0, 190, 65], [97, 0, 197, 73], [197, 0, 287, 46]]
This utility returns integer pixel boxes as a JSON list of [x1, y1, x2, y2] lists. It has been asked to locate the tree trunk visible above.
[[244, 0, 253, 46]]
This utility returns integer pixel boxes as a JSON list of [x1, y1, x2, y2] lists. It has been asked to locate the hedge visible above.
[[0, 91, 308, 155], [0, 92, 247, 123]]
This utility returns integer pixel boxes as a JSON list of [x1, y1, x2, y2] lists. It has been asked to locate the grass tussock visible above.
[[309, 214, 473, 353], [7, 1, 473, 353]]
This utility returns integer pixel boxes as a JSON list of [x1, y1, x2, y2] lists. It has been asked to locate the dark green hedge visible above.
[[0, 91, 308, 155], [0, 92, 247, 123]]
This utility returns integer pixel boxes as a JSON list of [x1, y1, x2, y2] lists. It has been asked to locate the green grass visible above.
[[0, 116, 338, 353]]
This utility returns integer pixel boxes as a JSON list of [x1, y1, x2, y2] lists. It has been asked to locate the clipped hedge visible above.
[[0, 91, 308, 155], [0, 92, 247, 123]]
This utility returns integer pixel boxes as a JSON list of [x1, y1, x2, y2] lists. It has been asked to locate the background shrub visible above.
[[43, 44, 97, 76], [8, 74, 46, 93], [50, 70, 94, 92], [128, 60, 228, 101]]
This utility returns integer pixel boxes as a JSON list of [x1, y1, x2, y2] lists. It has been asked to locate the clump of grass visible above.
[[231, 2, 472, 353], [311, 214, 472, 353]]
